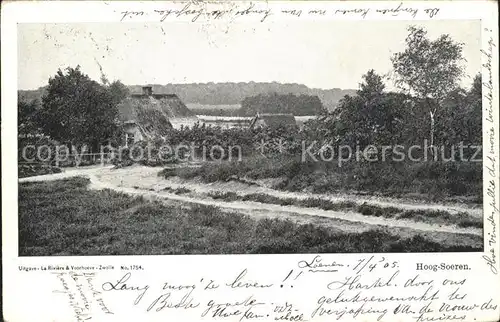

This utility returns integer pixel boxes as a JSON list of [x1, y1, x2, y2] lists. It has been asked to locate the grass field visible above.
[[18, 177, 480, 256]]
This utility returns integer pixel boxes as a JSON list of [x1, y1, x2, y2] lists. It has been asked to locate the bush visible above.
[[358, 203, 400, 218], [18, 164, 62, 178], [208, 191, 240, 201], [18, 136, 60, 165], [174, 187, 191, 195]]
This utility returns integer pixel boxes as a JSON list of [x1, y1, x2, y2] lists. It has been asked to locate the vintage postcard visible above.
[[2, 0, 499, 321]]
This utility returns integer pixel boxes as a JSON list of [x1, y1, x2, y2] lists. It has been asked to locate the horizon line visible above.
[[17, 80, 357, 92]]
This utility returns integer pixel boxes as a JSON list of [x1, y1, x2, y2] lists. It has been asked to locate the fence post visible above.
[[101, 151, 104, 166]]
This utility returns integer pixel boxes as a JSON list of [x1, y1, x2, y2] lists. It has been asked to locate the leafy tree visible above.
[[324, 70, 404, 147], [357, 69, 390, 141], [442, 74, 482, 146], [39, 66, 119, 151], [18, 97, 42, 136], [108, 80, 130, 105], [391, 26, 466, 149], [467, 74, 482, 132], [358, 69, 385, 101], [468, 73, 482, 103], [466, 74, 482, 145]]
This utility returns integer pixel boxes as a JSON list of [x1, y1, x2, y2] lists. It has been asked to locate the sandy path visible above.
[[91, 165, 482, 217], [19, 165, 482, 237]]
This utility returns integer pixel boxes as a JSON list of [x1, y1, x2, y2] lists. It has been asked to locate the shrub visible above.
[[174, 187, 191, 195], [18, 164, 62, 178], [358, 203, 400, 218], [208, 191, 240, 202]]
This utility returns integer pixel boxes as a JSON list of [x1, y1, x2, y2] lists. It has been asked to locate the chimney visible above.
[[142, 86, 153, 96]]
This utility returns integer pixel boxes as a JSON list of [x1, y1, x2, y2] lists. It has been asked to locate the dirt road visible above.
[[19, 165, 483, 237]]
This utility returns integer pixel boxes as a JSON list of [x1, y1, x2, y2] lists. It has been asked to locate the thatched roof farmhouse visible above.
[[117, 86, 194, 146]]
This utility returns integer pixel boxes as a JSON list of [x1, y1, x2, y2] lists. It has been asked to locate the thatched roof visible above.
[[117, 86, 198, 137], [117, 96, 174, 137], [126, 91, 195, 117], [249, 113, 297, 129]]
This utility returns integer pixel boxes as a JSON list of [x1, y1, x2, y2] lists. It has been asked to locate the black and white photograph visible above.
[[17, 19, 484, 256], [4, 2, 500, 322]]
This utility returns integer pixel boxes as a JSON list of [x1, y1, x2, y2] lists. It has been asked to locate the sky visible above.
[[18, 20, 481, 90]]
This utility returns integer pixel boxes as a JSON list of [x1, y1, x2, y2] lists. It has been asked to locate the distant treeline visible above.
[[19, 82, 355, 111], [240, 93, 325, 116], [190, 93, 325, 116]]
